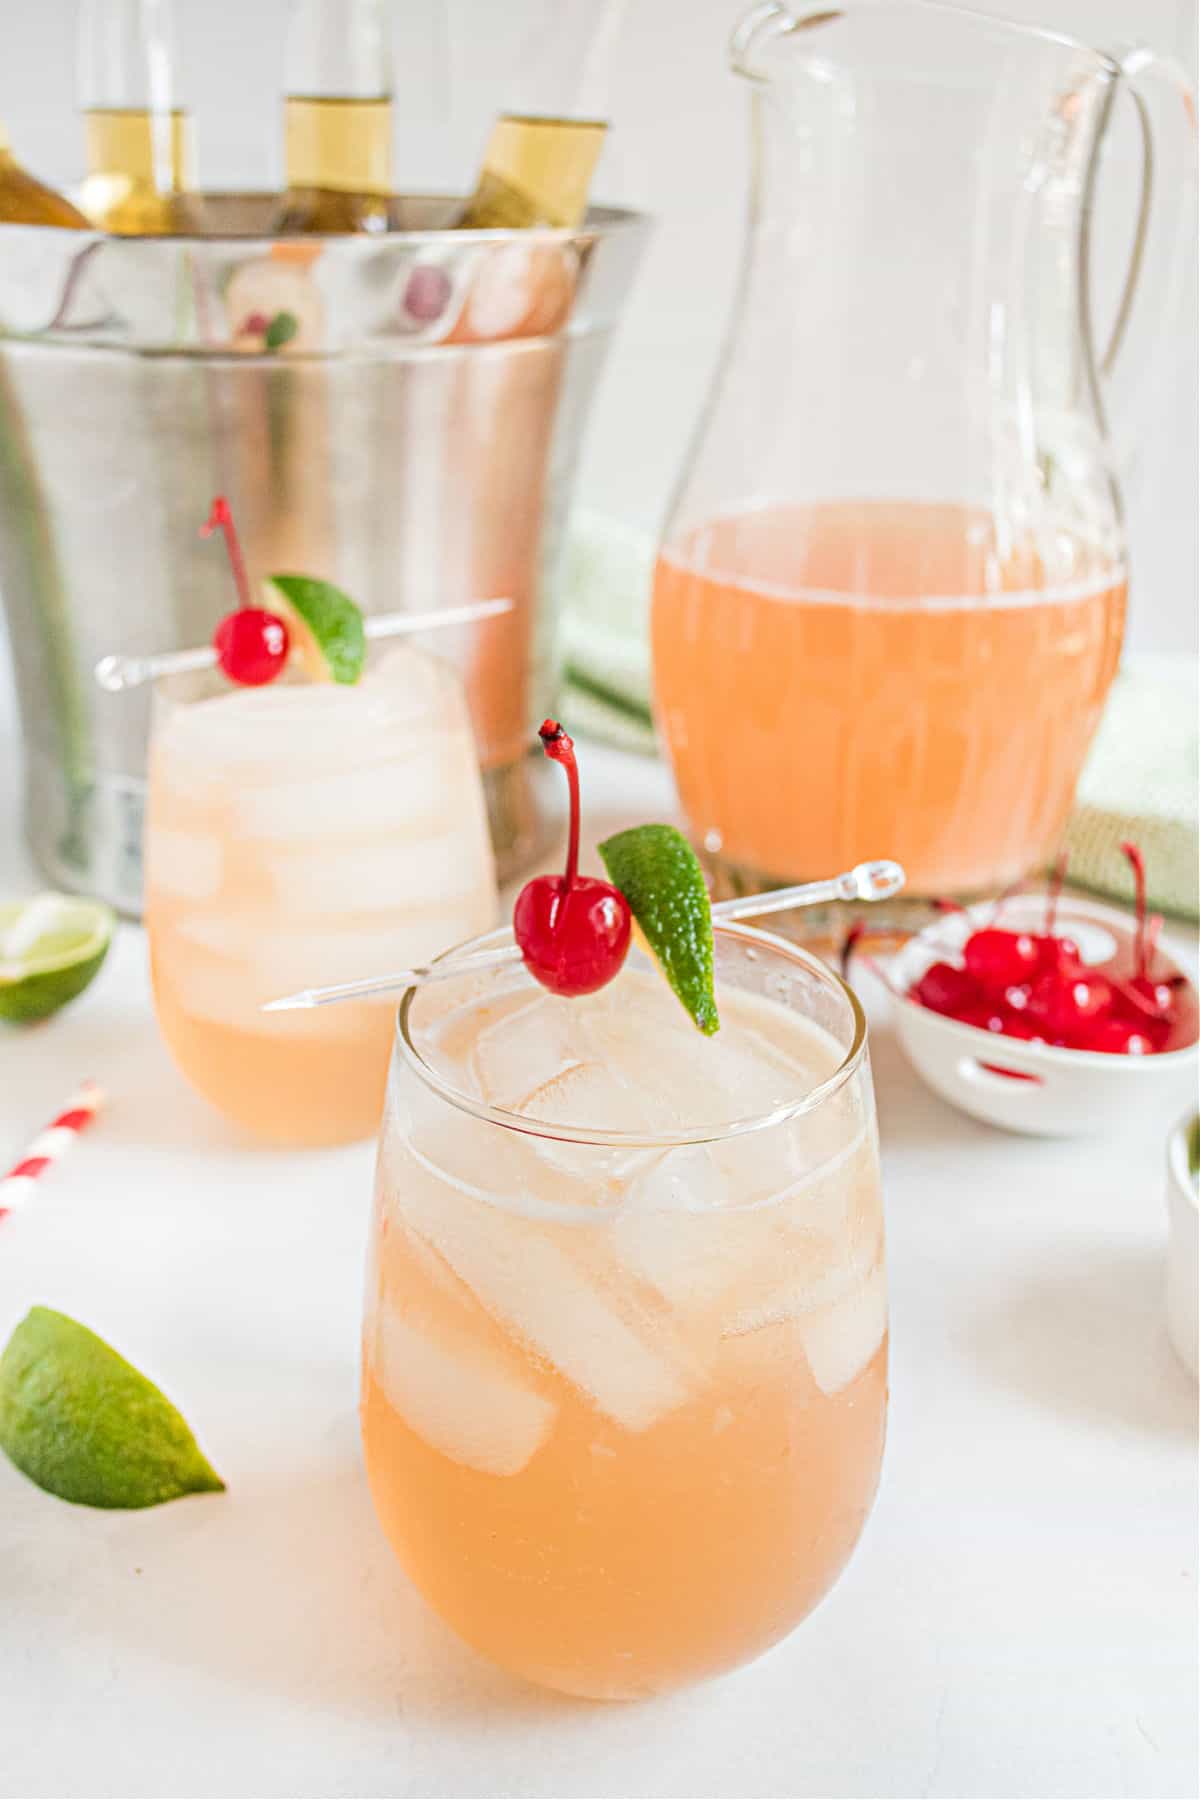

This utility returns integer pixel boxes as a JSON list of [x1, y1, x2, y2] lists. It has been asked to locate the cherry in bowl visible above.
[[889, 893, 1197, 1137]]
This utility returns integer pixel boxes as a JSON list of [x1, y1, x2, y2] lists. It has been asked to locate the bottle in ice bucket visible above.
[[456, 0, 626, 229], [273, 0, 392, 236], [77, 0, 206, 234]]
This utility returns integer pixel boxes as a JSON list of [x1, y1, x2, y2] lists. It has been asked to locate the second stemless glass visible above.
[[144, 646, 497, 1147], [362, 923, 887, 1698]]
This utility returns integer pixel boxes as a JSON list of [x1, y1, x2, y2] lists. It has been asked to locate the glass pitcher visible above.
[[652, 1, 1195, 902]]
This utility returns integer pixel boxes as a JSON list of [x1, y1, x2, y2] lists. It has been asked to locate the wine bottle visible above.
[[457, 0, 626, 230], [273, 0, 393, 236], [0, 125, 89, 228], [77, 0, 205, 235]]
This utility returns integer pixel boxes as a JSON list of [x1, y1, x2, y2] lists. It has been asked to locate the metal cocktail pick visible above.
[[262, 858, 906, 1013], [93, 597, 513, 693]]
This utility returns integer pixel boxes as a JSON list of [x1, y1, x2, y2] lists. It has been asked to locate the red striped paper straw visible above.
[[0, 1081, 104, 1220]]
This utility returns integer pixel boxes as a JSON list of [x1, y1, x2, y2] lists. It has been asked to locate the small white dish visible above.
[[890, 894, 1198, 1137], [1166, 1114, 1198, 1380]]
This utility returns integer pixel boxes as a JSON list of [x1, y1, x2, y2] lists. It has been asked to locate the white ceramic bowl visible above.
[[890, 894, 1198, 1137], [1166, 1114, 1198, 1380]]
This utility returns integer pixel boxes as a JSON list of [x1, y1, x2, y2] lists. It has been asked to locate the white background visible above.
[[0, 0, 1196, 658], [0, 12, 1197, 1796]]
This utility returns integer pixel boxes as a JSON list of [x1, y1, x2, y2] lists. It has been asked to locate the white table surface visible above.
[[0, 726, 1196, 1800]]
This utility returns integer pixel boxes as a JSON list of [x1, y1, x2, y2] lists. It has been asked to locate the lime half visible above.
[[599, 824, 719, 1035], [263, 573, 366, 685], [0, 893, 113, 1024], [0, 1307, 224, 1510]]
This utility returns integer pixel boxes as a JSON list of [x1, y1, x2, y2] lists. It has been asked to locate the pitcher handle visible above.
[[730, 2, 840, 81], [1082, 45, 1196, 449]]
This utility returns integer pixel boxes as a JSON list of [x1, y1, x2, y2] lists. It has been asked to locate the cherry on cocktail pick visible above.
[[512, 722, 632, 997], [201, 496, 290, 687]]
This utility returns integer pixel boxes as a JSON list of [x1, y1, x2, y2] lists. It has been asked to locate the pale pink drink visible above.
[[653, 500, 1126, 895], [145, 646, 497, 1146], [362, 923, 887, 1698]]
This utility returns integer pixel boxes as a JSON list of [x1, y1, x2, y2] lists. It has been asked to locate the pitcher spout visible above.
[[730, 3, 834, 82]]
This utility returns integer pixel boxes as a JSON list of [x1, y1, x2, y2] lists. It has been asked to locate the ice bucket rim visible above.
[[0, 191, 651, 352], [0, 191, 650, 249]]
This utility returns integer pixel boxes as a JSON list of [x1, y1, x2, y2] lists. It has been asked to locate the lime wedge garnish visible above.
[[0, 1307, 224, 1510], [599, 824, 719, 1035], [263, 573, 366, 685], [0, 893, 113, 1024]]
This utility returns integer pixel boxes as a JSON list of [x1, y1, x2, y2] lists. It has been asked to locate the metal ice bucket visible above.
[[0, 194, 647, 913]]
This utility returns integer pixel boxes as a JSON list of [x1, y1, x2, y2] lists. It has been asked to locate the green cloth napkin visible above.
[[559, 510, 1199, 920], [1062, 653, 1198, 921], [560, 510, 658, 756]]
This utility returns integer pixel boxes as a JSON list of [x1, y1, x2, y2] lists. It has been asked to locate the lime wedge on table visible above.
[[0, 1308, 224, 1509], [263, 573, 366, 685], [0, 893, 113, 1024], [599, 824, 719, 1036]]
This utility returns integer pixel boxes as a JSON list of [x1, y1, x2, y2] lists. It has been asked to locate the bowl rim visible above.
[[891, 892, 1198, 1073], [1168, 1113, 1200, 1210]]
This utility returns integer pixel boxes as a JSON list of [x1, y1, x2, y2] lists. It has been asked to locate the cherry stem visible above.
[[987, 876, 1026, 927], [539, 720, 579, 897], [200, 495, 253, 614], [1120, 841, 1148, 979], [840, 920, 900, 997], [1145, 912, 1162, 982], [841, 920, 867, 982], [1044, 850, 1068, 936]]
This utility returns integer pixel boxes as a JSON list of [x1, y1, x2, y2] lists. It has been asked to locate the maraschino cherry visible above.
[[513, 721, 632, 997], [201, 496, 290, 686], [912, 960, 978, 1017], [1023, 967, 1113, 1039], [875, 842, 1192, 1057], [962, 927, 1040, 996]]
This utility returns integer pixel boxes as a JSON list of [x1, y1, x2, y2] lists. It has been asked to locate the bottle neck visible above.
[[499, 0, 625, 124], [457, 0, 623, 228], [78, 0, 184, 112], [284, 0, 391, 102]]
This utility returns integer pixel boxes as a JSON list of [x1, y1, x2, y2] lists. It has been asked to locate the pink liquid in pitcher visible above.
[[653, 501, 1126, 895]]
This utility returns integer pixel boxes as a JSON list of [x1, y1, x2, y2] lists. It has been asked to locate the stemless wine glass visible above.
[[362, 922, 887, 1698], [144, 645, 497, 1146]]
